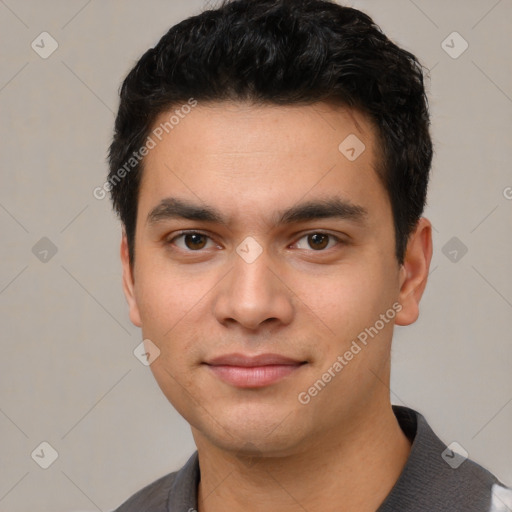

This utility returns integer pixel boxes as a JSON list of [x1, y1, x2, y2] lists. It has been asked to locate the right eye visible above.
[[166, 231, 219, 251]]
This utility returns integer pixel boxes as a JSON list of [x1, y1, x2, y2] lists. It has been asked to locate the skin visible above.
[[121, 101, 432, 511]]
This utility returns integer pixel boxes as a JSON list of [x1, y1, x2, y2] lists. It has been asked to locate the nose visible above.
[[212, 244, 294, 332]]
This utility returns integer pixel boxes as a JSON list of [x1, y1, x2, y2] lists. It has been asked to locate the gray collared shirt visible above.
[[113, 406, 511, 511]]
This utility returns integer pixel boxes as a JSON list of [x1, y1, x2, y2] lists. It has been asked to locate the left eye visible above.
[[295, 233, 340, 251]]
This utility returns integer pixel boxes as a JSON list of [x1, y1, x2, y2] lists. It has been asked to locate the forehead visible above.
[[145, 101, 374, 163], [138, 101, 388, 228]]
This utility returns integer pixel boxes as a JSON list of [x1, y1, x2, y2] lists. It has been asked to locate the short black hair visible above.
[[108, 0, 432, 266]]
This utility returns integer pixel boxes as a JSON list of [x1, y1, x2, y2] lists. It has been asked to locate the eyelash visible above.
[[166, 230, 345, 252]]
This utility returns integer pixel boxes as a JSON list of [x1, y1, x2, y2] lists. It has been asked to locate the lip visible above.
[[204, 353, 306, 388]]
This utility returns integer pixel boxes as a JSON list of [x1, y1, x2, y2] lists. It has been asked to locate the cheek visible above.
[[148, 357, 200, 428], [134, 262, 209, 359], [302, 262, 393, 338], [135, 262, 197, 332], [139, 286, 204, 411]]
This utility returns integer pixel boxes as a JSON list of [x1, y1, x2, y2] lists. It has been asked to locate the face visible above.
[[121, 101, 429, 457]]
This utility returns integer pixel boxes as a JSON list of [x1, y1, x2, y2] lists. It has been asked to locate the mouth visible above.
[[203, 353, 308, 388]]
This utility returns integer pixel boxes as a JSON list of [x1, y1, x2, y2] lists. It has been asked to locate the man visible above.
[[107, 0, 511, 510]]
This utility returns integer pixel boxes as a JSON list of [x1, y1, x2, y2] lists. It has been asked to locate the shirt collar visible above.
[[166, 406, 495, 512]]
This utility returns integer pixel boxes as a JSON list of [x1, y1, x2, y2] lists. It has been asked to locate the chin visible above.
[[190, 404, 311, 458]]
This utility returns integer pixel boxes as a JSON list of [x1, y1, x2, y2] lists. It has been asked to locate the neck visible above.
[[194, 402, 411, 512]]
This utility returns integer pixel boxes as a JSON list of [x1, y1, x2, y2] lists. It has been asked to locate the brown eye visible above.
[[294, 232, 341, 251], [170, 232, 215, 251], [307, 233, 329, 250], [185, 234, 207, 250]]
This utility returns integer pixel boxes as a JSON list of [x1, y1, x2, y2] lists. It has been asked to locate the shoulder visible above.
[[112, 451, 200, 512], [381, 406, 511, 512], [112, 471, 177, 512]]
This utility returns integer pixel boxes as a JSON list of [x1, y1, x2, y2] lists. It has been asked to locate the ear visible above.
[[395, 217, 433, 326], [121, 230, 142, 327]]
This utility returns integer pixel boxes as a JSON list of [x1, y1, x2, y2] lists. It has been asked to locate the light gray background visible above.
[[1, 1, 511, 510]]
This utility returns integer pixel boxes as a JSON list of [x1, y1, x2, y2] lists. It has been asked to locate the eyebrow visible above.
[[146, 196, 368, 227]]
